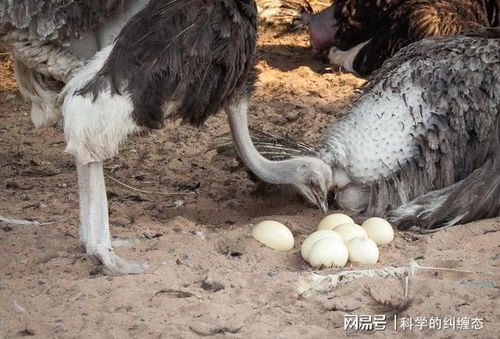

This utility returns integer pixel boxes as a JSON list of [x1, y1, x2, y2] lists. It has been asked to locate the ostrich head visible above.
[[286, 157, 333, 213], [301, 5, 338, 53]]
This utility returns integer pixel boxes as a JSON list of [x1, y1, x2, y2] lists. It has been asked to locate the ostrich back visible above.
[[318, 27, 500, 214]]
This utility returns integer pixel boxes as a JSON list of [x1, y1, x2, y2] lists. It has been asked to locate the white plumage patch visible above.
[[62, 45, 140, 164]]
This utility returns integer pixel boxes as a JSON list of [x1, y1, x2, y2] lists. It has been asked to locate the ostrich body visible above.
[[218, 27, 500, 230], [1, 0, 331, 275], [301, 0, 499, 76]]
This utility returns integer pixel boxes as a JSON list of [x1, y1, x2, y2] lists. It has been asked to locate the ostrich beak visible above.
[[312, 189, 329, 215]]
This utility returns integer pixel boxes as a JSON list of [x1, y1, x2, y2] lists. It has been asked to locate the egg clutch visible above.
[[251, 214, 394, 269]]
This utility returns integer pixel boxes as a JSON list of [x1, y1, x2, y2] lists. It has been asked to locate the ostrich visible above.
[[216, 27, 500, 230], [300, 0, 499, 76], [1, 0, 331, 275]]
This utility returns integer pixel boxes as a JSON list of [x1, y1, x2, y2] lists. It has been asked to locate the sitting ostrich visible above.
[[1, 0, 331, 275], [217, 27, 500, 230], [301, 0, 499, 76]]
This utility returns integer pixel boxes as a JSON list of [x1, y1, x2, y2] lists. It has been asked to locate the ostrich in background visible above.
[[216, 27, 500, 230], [0, 0, 331, 275], [301, 0, 499, 76]]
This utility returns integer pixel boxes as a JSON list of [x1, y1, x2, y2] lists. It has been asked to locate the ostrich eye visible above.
[[309, 177, 320, 188]]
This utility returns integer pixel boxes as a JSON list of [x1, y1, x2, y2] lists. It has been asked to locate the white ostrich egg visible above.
[[334, 223, 368, 243], [317, 213, 354, 230], [347, 236, 379, 264], [361, 217, 394, 245], [308, 237, 348, 268], [301, 229, 343, 262], [252, 220, 294, 252]]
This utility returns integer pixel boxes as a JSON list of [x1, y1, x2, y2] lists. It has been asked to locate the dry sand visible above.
[[0, 24, 499, 338]]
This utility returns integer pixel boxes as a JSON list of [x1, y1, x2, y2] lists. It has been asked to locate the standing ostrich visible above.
[[1, 0, 331, 275], [301, 0, 499, 76], [217, 27, 500, 230]]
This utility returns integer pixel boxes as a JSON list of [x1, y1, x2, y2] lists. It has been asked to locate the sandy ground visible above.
[[1, 24, 499, 339]]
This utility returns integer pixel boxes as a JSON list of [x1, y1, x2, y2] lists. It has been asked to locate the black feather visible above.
[[327, 0, 498, 75], [78, 0, 257, 129]]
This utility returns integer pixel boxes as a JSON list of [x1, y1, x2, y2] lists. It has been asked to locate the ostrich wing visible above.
[[77, 0, 257, 129], [355, 27, 500, 215], [0, 0, 127, 40]]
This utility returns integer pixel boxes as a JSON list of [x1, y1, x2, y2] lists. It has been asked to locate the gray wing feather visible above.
[[364, 28, 500, 218], [212, 129, 318, 161], [0, 0, 126, 40]]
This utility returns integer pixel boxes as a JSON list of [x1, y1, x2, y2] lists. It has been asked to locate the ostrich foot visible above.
[[89, 245, 148, 276]]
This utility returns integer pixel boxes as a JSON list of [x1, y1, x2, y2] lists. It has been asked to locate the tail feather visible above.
[[14, 60, 64, 128], [389, 156, 500, 230], [211, 128, 318, 161]]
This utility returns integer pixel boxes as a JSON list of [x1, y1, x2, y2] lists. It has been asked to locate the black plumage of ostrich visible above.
[[301, 0, 499, 76], [1, 0, 333, 275], [216, 27, 500, 230]]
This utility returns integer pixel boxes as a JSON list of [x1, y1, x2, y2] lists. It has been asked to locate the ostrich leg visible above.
[[76, 158, 148, 275]]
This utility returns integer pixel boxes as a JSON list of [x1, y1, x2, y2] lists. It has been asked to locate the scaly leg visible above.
[[76, 158, 148, 275]]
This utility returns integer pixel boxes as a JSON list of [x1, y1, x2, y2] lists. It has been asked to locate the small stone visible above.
[[193, 231, 206, 240], [268, 270, 278, 278], [20, 193, 29, 201], [14, 301, 25, 313], [143, 231, 163, 239], [201, 277, 225, 292], [172, 200, 184, 208]]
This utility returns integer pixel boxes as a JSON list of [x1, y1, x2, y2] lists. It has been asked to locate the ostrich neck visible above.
[[225, 98, 299, 185]]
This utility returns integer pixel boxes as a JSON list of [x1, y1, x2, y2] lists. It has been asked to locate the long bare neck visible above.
[[225, 98, 306, 185]]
